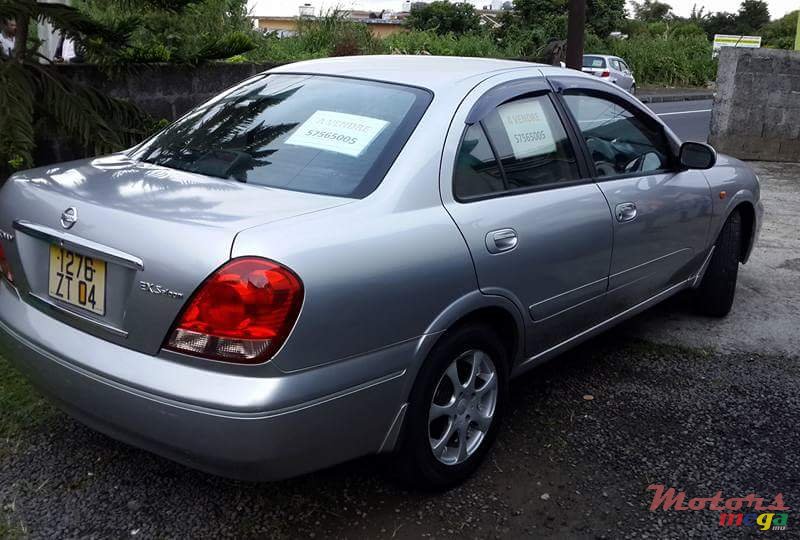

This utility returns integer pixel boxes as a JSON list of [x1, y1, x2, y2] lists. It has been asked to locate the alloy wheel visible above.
[[428, 350, 499, 466]]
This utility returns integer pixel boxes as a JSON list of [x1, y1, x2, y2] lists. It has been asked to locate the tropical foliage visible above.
[[75, 0, 255, 65], [0, 0, 255, 179]]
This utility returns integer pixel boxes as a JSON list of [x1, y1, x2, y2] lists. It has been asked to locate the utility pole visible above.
[[566, 0, 586, 70]]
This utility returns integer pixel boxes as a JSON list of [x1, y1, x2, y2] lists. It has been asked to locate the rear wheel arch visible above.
[[395, 315, 513, 489], [437, 306, 521, 369], [394, 304, 521, 430]]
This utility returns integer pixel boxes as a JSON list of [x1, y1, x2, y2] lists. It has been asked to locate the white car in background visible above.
[[583, 54, 637, 94]]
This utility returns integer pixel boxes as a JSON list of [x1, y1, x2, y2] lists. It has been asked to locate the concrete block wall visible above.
[[710, 47, 800, 161], [34, 62, 278, 165], [57, 62, 279, 121]]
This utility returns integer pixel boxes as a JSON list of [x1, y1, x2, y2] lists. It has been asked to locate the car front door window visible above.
[[563, 93, 673, 178], [553, 83, 712, 316]]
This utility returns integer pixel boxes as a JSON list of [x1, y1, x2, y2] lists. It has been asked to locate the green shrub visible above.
[[247, 13, 716, 88], [384, 30, 505, 57], [762, 10, 799, 49], [603, 34, 716, 87], [248, 11, 385, 62]]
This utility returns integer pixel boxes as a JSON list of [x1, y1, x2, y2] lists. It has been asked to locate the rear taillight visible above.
[[0, 243, 14, 284], [600, 70, 610, 78], [165, 257, 303, 364]]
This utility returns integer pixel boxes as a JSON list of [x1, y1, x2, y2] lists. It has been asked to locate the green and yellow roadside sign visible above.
[[712, 34, 762, 57]]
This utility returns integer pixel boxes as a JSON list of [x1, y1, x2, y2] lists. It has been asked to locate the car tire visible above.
[[694, 210, 742, 317], [396, 323, 509, 491], [630, 84, 636, 95]]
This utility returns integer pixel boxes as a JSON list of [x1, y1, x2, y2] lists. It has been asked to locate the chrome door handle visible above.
[[486, 229, 518, 254], [615, 202, 637, 223]]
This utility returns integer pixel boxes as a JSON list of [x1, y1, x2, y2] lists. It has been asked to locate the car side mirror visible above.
[[679, 142, 717, 170]]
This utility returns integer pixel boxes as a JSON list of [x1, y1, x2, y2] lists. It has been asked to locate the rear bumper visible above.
[[0, 284, 416, 481]]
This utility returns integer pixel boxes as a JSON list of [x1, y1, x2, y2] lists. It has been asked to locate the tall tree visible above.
[[406, 1, 482, 36], [761, 10, 798, 48], [631, 0, 673, 22], [513, 0, 565, 26], [736, 0, 770, 34], [699, 11, 738, 38], [586, 0, 627, 37]]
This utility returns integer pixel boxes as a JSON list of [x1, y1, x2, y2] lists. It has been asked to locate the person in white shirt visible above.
[[0, 18, 16, 58], [54, 33, 77, 63]]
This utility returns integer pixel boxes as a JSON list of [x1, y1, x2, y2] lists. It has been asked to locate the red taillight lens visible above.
[[165, 257, 303, 364], [600, 70, 611, 78], [0, 243, 13, 284]]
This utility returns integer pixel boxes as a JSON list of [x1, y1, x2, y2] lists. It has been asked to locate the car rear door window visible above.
[[563, 93, 673, 178], [610, 59, 621, 71], [454, 95, 581, 200], [454, 124, 505, 199]]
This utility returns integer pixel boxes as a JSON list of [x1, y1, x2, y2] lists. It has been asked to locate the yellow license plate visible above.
[[48, 245, 107, 316]]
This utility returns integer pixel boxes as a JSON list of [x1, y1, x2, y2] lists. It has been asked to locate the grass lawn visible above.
[[0, 354, 53, 441], [0, 354, 53, 538]]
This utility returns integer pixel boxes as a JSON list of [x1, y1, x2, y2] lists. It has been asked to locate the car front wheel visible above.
[[694, 210, 742, 317], [397, 323, 508, 490]]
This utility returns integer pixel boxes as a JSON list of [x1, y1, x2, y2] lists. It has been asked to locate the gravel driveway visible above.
[[1, 163, 798, 539]]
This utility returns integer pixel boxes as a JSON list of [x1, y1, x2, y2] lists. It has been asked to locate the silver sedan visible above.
[[0, 56, 762, 489], [583, 54, 637, 93]]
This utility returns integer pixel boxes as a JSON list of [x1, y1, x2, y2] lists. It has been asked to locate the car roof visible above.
[[269, 55, 544, 92]]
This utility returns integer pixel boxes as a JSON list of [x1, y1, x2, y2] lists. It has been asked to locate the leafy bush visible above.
[[405, 1, 482, 36], [598, 34, 716, 87], [1, 0, 257, 178], [384, 30, 506, 57], [248, 11, 383, 62], [762, 10, 799, 49], [248, 12, 716, 88], [77, 0, 257, 65]]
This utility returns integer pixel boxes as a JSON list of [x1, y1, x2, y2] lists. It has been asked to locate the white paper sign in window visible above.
[[285, 111, 390, 158], [498, 99, 556, 160]]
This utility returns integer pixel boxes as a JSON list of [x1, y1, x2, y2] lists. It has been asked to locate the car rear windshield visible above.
[[583, 56, 607, 68], [131, 74, 432, 198]]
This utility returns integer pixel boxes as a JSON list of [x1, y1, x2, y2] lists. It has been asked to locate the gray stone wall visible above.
[[710, 47, 800, 162], [35, 62, 279, 165], [57, 62, 279, 121]]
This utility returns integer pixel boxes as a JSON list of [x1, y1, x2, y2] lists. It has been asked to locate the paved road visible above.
[[647, 99, 713, 143]]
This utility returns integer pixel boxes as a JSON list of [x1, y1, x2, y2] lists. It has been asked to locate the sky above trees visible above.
[[247, 0, 796, 20]]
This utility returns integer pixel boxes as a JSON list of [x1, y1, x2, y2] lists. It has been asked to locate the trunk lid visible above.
[[582, 67, 607, 77], [0, 154, 350, 354]]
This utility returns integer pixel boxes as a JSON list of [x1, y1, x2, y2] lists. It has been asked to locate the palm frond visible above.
[[0, 62, 36, 168], [0, 1, 33, 21], [177, 31, 256, 64], [28, 63, 148, 155], [101, 0, 195, 12]]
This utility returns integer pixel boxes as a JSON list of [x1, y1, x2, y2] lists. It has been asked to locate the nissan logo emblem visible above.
[[60, 207, 78, 230]]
